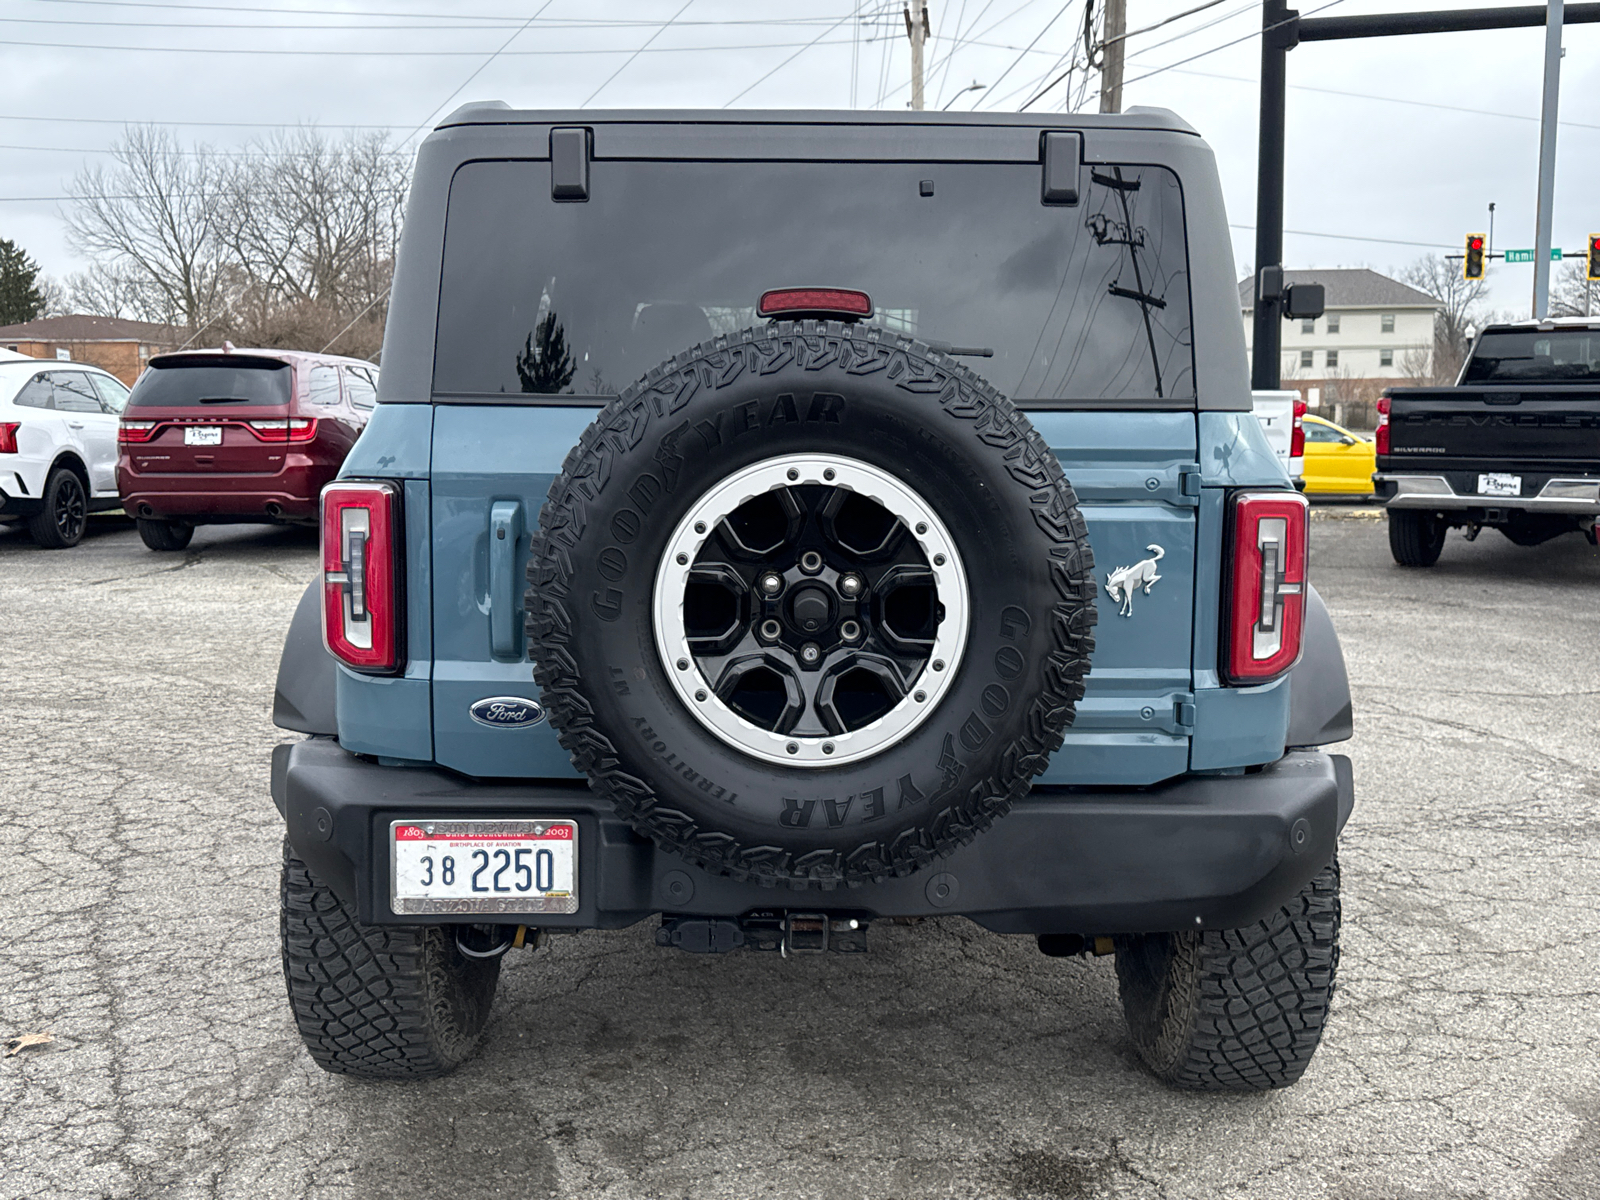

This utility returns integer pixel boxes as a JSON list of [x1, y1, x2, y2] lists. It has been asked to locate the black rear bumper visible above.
[[272, 738, 1353, 935]]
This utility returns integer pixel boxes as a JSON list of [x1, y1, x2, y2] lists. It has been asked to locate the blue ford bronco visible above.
[[270, 106, 1354, 1091]]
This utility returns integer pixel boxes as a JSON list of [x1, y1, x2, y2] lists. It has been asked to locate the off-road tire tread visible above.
[[1387, 509, 1444, 567], [279, 838, 499, 1079], [525, 321, 1096, 888], [1115, 858, 1341, 1091]]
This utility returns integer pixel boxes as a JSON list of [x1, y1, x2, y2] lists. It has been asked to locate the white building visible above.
[[1240, 269, 1441, 419]]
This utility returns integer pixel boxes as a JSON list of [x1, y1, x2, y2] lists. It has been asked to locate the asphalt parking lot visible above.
[[2, 511, 1597, 1200]]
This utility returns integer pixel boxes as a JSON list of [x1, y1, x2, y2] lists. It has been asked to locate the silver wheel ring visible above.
[[652, 453, 970, 768]]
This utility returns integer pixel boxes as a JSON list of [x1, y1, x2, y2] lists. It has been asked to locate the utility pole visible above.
[[904, 2, 930, 110], [1099, 0, 1126, 112], [1531, 0, 1564, 318]]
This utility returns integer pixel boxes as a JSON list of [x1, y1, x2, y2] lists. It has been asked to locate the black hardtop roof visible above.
[[434, 103, 1198, 137]]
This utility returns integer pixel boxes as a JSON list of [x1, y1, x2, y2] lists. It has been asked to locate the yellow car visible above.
[[1301, 414, 1376, 495]]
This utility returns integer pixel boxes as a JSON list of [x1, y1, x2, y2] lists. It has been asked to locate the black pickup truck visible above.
[[1376, 319, 1600, 565]]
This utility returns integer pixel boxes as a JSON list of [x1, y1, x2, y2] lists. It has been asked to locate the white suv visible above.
[[0, 354, 131, 548]]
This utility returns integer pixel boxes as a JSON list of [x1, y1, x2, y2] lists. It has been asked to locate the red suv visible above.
[[118, 348, 377, 550]]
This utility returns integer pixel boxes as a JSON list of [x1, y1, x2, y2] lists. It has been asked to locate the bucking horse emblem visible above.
[[1103, 544, 1165, 617]]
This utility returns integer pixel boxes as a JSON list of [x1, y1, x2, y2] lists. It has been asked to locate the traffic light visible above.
[[1588, 233, 1600, 282], [1463, 234, 1486, 281]]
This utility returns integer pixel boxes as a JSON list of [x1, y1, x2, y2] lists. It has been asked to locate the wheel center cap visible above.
[[791, 586, 831, 632]]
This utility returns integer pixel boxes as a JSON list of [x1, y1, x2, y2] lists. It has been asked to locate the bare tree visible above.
[[1550, 259, 1594, 318], [65, 125, 233, 330], [64, 126, 409, 359], [1399, 254, 1489, 384]]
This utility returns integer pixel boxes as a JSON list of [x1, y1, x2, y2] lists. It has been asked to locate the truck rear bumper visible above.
[[272, 738, 1354, 936], [1377, 473, 1600, 514]]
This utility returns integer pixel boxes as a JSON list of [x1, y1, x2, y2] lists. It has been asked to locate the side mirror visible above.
[[1338, 435, 1358, 446]]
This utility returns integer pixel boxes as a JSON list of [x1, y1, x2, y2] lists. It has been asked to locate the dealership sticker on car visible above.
[[1477, 473, 1522, 497], [390, 820, 578, 916], [183, 425, 223, 446]]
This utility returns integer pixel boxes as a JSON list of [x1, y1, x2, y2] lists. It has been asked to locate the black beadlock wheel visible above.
[[280, 839, 500, 1079], [1387, 509, 1445, 567], [525, 322, 1097, 889], [1114, 858, 1342, 1091], [27, 467, 88, 549], [136, 518, 195, 552]]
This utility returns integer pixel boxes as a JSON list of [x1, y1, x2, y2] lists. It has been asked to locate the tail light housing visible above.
[[119, 420, 158, 444], [1224, 491, 1309, 684], [0, 422, 18, 454], [1290, 398, 1307, 462], [248, 418, 317, 443], [1375, 395, 1391, 455], [322, 481, 402, 672]]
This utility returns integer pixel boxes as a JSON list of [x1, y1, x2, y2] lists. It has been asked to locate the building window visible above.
[[1326, 350, 1339, 369], [1326, 315, 1341, 334], [1301, 318, 1315, 334], [1381, 313, 1395, 333], [1380, 349, 1394, 367], [1300, 350, 1314, 369]]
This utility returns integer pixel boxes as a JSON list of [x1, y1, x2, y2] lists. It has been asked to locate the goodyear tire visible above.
[[526, 323, 1096, 889]]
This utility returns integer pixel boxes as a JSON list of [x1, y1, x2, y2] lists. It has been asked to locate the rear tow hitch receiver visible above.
[[655, 912, 869, 955]]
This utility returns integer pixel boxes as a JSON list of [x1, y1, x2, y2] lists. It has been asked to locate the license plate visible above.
[[1477, 472, 1522, 497], [183, 425, 222, 446], [390, 820, 578, 915]]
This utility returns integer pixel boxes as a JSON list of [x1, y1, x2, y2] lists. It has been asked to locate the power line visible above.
[[972, 0, 1074, 109], [583, 0, 697, 107], [724, 9, 862, 108], [404, 0, 555, 144], [0, 112, 403, 129], [0, 35, 868, 56], [1118, 0, 1346, 90], [877, 0, 1041, 107], [1100, 0, 1231, 48], [1230, 224, 1461, 251], [23, 0, 853, 26]]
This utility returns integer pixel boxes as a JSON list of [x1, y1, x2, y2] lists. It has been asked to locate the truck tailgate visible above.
[[1388, 386, 1600, 469]]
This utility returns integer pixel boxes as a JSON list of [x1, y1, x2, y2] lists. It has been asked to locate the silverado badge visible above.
[[1103, 545, 1165, 617], [469, 697, 546, 728]]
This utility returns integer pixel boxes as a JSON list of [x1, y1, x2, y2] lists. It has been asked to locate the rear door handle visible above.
[[488, 500, 525, 658], [68, 421, 85, 429]]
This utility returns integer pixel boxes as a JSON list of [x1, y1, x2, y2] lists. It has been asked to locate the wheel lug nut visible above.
[[760, 619, 781, 641], [839, 574, 863, 597], [800, 642, 821, 666], [760, 572, 782, 595], [799, 550, 823, 575], [840, 620, 861, 642]]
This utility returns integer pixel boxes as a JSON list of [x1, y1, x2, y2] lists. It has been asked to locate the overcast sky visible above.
[[2, 0, 1595, 317]]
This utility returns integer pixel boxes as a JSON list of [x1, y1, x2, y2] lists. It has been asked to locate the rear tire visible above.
[[280, 839, 501, 1079], [1114, 858, 1341, 1092], [1387, 509, 1445, 567], [136, 518, 195, 552], [26, 467, 87, 549]]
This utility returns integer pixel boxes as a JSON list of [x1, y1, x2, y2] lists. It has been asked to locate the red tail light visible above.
[[1290, 399, 1306, 461], [1225, 491, 1309, 684], [248, 418, 317, 443], [119, 420, 158, 444], [0, 422, 18, 454], [1375, 395, 1391, 455], [757, 287, 874, 320], [322, 481, 402, 672]]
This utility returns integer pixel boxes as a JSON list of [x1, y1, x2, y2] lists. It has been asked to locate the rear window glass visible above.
[[1464, 329, 1600, 382], [434, 160, 1194, 403], [128, 356, 292, 407]]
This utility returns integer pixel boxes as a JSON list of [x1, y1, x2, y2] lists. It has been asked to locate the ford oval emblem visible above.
[[469, 696, 546, 729]]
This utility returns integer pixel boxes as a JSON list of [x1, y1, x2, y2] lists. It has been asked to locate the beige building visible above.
[[1240, 269, 1441, 427], [0, 314, 184, 387]]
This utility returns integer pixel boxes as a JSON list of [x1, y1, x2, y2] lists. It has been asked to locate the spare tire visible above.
[[526, 323, 1096, 888]]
